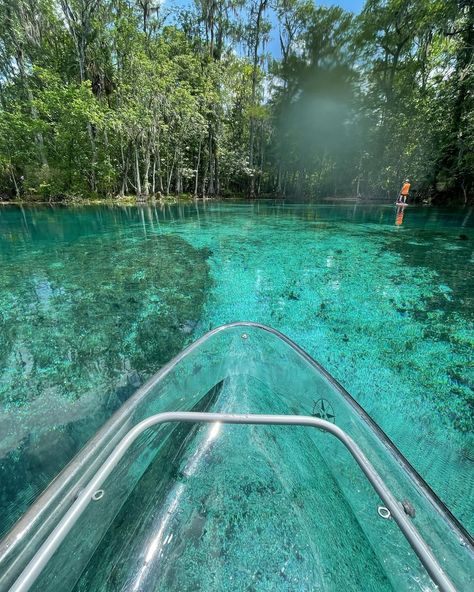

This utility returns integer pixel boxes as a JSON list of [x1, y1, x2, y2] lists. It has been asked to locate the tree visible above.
[[244, 0, 269, 197], [0, 0, 472, 203]]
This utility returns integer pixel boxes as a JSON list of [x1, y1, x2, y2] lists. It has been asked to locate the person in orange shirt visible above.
[[397, 179, 411, 204]]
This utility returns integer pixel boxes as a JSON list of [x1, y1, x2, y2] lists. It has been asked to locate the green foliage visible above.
[[0, 0, 472, 202], [353, 0, 474, 201]]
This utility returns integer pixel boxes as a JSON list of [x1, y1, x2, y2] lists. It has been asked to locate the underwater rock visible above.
[[179, 320, 198, 334], [201, 247, 213, 258]]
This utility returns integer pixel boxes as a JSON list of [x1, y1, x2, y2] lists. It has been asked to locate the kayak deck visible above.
[[74, 414, 395, 592], [1, 324, 472, 592]]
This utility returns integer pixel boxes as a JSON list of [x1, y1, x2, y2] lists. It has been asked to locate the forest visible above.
[[0, 0, 472, 203]]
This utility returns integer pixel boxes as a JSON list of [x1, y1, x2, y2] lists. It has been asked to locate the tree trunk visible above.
[[248, 0, 268, 198], [11, 167, 20, 197], [143, 138, 151, 196], [156, 140, 164, 193], [152, 156, 156, 195], [16, 52, 49, 169], [257, 121, 265, 195], [207, 128, 215, 196], [214, 137, 220, 196], [167, 148, 177, 195], [135, 145, 142, 195], [120, 147, 128, 196], [176, 165, 182, 194], [194, 140, 201, 197], [61, 0, 100, 191]]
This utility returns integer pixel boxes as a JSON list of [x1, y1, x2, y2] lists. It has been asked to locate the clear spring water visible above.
[[0, 201, 472, 540]]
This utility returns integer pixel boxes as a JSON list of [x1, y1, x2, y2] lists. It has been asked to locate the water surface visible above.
[[0, 202, 472, 536]]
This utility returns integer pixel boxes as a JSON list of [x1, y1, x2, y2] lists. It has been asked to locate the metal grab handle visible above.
[[9, 412, 456, 592]]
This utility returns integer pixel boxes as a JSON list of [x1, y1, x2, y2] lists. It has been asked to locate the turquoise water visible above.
[[0, 202, 473, 539], [73, 384, 396, 592]]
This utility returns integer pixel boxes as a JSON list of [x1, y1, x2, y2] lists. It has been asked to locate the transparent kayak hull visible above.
[[0, 323, 472, 591]]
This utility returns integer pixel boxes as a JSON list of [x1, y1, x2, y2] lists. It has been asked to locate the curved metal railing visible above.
[[9, 412, 456, 592], [1, 323, 472, 592]]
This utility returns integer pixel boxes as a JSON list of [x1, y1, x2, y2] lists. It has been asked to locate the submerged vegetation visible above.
[[0, 225, 211, 533], [0, 0, 473, 203]]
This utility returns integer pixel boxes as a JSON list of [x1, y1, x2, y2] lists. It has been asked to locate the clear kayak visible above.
[[0, 323, 472, 592]]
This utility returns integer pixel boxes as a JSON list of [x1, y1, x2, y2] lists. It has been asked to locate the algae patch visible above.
[[0, 232, 211, 535]]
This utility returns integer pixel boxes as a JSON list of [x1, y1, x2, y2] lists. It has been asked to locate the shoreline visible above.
[[0, 195, 470, 208], [0, 194, 203, 207]]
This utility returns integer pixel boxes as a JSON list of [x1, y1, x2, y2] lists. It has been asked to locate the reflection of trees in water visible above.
[[0, 229, 211, 536], [0, 204, 207, 247]]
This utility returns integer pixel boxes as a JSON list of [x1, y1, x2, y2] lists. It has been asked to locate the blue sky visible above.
[[167, 1, 366, 57], [320, 0, 364, 10]]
